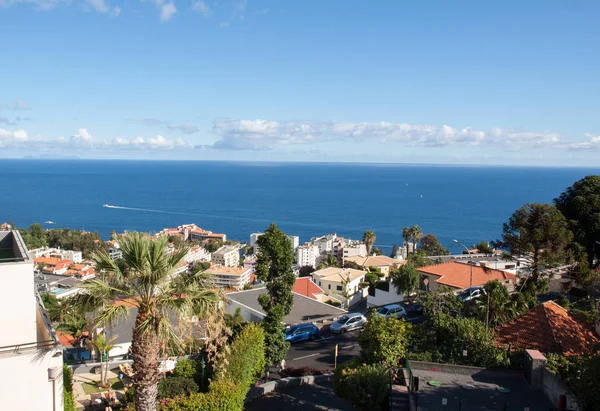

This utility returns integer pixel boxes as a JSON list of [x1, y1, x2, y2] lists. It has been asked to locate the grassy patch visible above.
[[81, 378, 124, 395]]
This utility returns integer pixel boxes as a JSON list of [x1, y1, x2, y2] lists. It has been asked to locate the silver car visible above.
[[330, 313, 367, 333]]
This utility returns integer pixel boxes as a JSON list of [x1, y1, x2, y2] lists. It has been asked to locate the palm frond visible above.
[[94, 304, 131, 329]]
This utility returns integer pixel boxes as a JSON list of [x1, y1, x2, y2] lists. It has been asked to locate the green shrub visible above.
[[173, 359, 199, 379], [158, 380, 244, 411], [358, 313, 410, 365], [279, 366, 325, 378], [63, 365, 76, 411], [220, 323, 265, 384], [158, 377, 199, 399], [124, 386, 135, 405], [333, 360, 389, 411]]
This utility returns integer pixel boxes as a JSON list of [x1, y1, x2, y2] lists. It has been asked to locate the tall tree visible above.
[[70, 232, 220, 411], [474, 240, 494, 254], [554, 175, 600, 268], [411, 225, 423, 254], [363, 230, 376, 256], [497, 203, 572, 290], [391, 263, 419, 296], [23, 223, 48, 249], [90, 333, 117, 386], [419, 234, 450, 256], [390, 244, 399, 258], [255, 223, 295, 376], [317, 254, 339, 269], [402, 226, 413, 258]]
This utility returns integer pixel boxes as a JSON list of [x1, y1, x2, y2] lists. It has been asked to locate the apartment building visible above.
[[311, 233, 337, 254], [204, 265, 252, 290], [0, 230, 64, 410], [31, 246, 83, 263], [296, 243, 320, 268], [212, 245, 240, 267]]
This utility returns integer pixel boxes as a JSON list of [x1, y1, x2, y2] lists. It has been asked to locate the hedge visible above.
[[159, 323, 265, 411], [333, 359, 389, 411], [158, 377, 199, 399], [63, 364, 76, 411]]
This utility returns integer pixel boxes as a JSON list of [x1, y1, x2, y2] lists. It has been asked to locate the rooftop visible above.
[[292, 277, 325, 300], [343, 255, 405, 267], [205, 265, 250, 276], [495, 301, 600, 356], [311, 267, 367, 282], [417, 261, 515, 289], [0, 230, 30, 263], [213, 245, 239, 255], [227, 288, 346, 325]]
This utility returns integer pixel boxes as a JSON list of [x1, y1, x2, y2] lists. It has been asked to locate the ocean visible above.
[[0, 160, 597, 254]]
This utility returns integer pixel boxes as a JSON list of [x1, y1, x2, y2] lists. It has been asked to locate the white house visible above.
[[341, 243, 368, 258], [31, 247, 83, 263], [366, 282, 405, 308], [311, 233, 337, 254], [311, 267, 368, 307], [184, 246, 212, 263], [243, 254, 257, 274], [212, 245, 240, 267], [0, 231, 64, 411], [296, 243, 320, 268]]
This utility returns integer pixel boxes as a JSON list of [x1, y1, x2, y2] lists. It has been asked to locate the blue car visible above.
[[284, 323, 321, 343]]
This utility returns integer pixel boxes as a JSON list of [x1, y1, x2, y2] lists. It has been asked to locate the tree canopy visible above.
[[255, 223, 295, 370], [497, 203, 572, 290], [554, 175, 600, 268], [363, 230, 376, 256], [419, 234, 450, 256], [391, 263, 419, 296]]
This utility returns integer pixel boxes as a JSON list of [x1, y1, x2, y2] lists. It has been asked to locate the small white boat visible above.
[[44, 221, 55, 224]]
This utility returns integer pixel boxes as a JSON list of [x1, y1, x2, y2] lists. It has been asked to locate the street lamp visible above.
[[453, 239, 474, 290]]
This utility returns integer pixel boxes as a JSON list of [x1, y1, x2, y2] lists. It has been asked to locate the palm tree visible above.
[[402, 226, 413, 258], [57, 313, 88, 360], [317, 254, 339, 269], [70, 232, 221, 411], [411, 225, 423, 254], [90, 333, 117, 387], [363, 230, 376, 256]]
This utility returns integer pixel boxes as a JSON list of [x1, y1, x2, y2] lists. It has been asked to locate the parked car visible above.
[[411, 302, 424, 315], [284, 323, 321, 343], [457, 287, 486, 302], [330, 313, 367, 334], [375, 304, 407, 319]]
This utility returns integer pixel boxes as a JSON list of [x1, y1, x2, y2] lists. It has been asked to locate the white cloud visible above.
[[129, 118, 199, 134], [110, 6, 120, 16], [0, 127, 192, 152], [159, 2, 176, 21], [86, 0, 108, 13], [0, 0, 67, 11], [192, 0, 209, 15], [210, 119, 572, 151], [561, 133, 600, 151], [12, 99, 31, 110]]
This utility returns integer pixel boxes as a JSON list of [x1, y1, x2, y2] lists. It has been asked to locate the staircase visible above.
[[389, 368, 412, 411]]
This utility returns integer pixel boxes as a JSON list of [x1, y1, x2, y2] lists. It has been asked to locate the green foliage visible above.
[[224, 307, 246, 337], [371, 247, 384, 256], [158, 377, 199, 399], [474, 240, 494, 254], [419, 234, 450, 256], [41, 293, 62, 322], [420, 286, 462, 318], [124, 387, 136, 405], [547, 353, 600, 411], [317, 254, 339, 269], [63, 365, 76, 411], [47, 228, 106, 258], [333, 360, 389, 411], [466, 280, 525, 328], [279, 366, 325, 377], [360, 271, 383, 294], [325, 299, 342, 307], [358, 313, 410, 365], [22, 223, 48, 249], [554, 175, 600, 268], [363, 230, 376, 256], [343, 260, 362, 269], [497, 203, 573, 290], [407, 251, 435, 268], [220, 323, 266, 384], [203, 239, 223, 253], [158, 380, 245, 411], [411, 225, 423, 253], [390, 244, 399, 258], [173, 359, 200, 379], [391, 263, 418, 295], [410, 314, 508, 368], [255, 223, 295, 367], [298, 265, 315, 277]]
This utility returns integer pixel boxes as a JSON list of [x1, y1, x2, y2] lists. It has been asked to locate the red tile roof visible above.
[[495, 301, 600, 356], [417, 261, 515, 289], [292, 277, 324, 301]]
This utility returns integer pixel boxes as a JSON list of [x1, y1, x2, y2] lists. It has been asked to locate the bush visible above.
[[333, 359, 389, 411], [325, 300, 342, 307], [160, 323, 266, 411], [63, 365, 76, 411], [124, 387, 135, 405], [173, 359, 200, 379], [358, 313, 410, 365], [158, 377, 199, 399], [279, 366, 325, 378]]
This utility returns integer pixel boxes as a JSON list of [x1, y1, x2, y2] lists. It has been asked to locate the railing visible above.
[[0, 339, 58, 355]]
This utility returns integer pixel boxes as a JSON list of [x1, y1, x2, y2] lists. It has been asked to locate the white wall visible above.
[[542, 367, 580, 410], [0, 260, 36, 346], [367, 283, 405, 308], [0, 347, 64, 411]]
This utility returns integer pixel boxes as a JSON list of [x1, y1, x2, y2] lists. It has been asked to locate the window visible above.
[[336, 285, 343, 291], [328, 284, 331, 289]]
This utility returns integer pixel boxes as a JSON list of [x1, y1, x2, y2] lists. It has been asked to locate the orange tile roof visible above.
[[56, 331, 76, 348], [495, 301, 600, 356], [417, 261, 515, 289], [292, 277, 324, 300], [205, 266, 251, 276], [34, 257, 74, 267]]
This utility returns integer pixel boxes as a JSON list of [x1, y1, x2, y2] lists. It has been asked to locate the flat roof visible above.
[[227, 288, 347, 325], [0, 231, 30, 263]]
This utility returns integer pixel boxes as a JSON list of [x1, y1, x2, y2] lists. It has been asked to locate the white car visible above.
[[375, 304, 407, 320], [457, 287, 486, 302], [330, 313, 367, 333]]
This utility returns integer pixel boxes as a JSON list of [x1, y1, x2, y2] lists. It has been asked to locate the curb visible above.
[[245, 374, 333, 402]]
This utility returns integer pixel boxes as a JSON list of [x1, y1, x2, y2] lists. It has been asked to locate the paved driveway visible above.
[[245, 382, 352, 411]]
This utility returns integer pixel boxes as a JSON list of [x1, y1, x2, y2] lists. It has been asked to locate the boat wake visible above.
[[103, 204, 173, 214]]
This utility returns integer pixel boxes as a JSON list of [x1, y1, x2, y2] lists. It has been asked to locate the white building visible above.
[[249, 233, 263, 247], [311, 233, 337, 254], [212, 245, 240, 267], [204, 266, 252, 290], [184, 246, 212, 263], [311, 267, 368, 307], [30, 246, 83, 263], [243, 254, 257, 274], [341, 242, 368, 258], [108, 245, 122, 260], [296, 243, 320, 268], [0, 231, 64, 411], [287, 235, 300, 250]]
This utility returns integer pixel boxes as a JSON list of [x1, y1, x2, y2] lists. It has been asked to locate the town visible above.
[[1, 176, 599, 411]]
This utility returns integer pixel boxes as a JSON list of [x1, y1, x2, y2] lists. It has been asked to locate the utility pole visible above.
[[486, 291, 490, 332]]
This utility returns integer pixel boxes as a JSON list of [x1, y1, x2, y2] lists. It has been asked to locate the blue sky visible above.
[[1, 0, 600, 165]]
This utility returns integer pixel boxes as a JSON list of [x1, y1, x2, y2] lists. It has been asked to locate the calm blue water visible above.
[[0, 160, 597, 254]]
